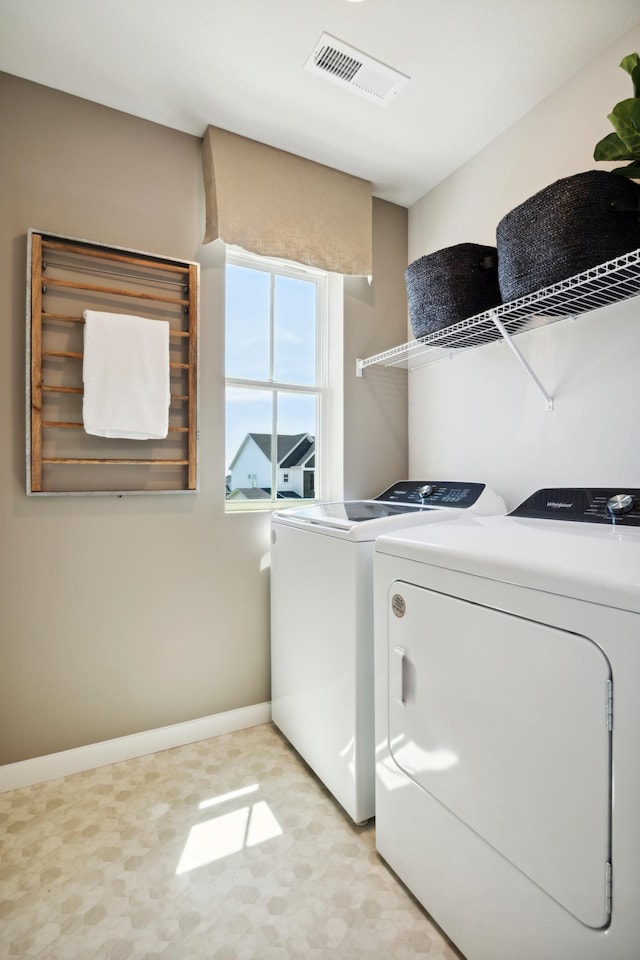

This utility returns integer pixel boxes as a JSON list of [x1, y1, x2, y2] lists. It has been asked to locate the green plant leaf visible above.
[[620, 54, 640, 97], [620, 53, 640, 75], [594, 54, 640, 171], [612, 160, 640, 179], [594, 131, 636, 161], [608, 99, 640, 155]]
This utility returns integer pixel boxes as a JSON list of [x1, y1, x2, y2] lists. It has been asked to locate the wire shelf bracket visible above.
[[489, 310, 554, 411], [356, 247, 640, 412]]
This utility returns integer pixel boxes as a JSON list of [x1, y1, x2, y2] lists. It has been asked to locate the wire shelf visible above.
[[357, 247, 640, 375]]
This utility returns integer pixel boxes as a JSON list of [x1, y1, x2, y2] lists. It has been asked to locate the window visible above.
[[225, 249, 337, 508]]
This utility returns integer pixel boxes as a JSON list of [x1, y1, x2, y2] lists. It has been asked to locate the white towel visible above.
[[82, 310, 170, 440]]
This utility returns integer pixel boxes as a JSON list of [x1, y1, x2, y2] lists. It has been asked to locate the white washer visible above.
[[374, 486, 640, 960], [270, 480, 505, 824]]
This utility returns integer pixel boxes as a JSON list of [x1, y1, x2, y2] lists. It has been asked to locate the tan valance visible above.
[[201, 125, 372, 276]]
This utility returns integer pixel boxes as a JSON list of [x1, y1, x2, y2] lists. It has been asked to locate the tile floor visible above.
[[0, 722, 464, 960]]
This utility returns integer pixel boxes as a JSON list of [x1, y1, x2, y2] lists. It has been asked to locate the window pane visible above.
[[224, 251, 327, 508], [273, 275, 316, 386], [276, 392, 318, 501], [225, 265, 270, 381], [226, 387, 273, 501]]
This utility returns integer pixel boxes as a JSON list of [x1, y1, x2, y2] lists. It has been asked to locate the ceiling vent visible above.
[[304, 33, 409, 106]]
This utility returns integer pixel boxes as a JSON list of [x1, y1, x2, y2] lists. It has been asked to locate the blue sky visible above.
[[225, 263, 318, 471]]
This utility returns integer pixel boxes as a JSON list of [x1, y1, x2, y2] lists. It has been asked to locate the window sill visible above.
[[224, 498, 318, 514]]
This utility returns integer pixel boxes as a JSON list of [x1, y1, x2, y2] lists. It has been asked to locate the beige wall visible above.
[[407, 24, 640, 508], [344, 200, 409, 500], [0, 73, 408, 765]]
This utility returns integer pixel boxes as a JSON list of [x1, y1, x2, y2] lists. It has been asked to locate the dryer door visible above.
[[388, 582, 612, 929]]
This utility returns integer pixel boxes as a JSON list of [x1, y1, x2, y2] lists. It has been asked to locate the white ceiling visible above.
[[1, 0, 639, 207]]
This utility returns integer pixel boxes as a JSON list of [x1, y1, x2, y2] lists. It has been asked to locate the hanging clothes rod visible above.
[[41, 383, 189, 401], [41, 458, 190, 466], [42, 238, 188, 275], [41, 311, 190, 337], [42, 348, 190, 369], [41, 276, 189, 307], [43, 259, 188, 289], [42, 384, 83, 395], [42, 421, 189, 433]]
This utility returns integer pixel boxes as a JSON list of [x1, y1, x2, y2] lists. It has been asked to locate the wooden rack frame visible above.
[[27, 230, 199, 495]]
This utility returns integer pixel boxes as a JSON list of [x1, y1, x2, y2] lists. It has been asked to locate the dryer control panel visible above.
[[376, 481, 486, 508], [511, 487, 640, 526]]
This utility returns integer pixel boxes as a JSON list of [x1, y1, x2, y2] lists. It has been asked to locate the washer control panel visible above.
[[376, 480, 486, 508], [511, 487, 640, 526]]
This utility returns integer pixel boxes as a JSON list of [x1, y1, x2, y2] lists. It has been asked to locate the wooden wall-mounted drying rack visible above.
[[27, 230, 199, 495]]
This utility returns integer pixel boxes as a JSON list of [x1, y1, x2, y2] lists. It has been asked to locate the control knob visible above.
[[419, 484, 434, 499], [606, 493, 635, 516]]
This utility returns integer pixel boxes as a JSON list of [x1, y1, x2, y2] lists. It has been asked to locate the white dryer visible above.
[[270, 480, 505, 824], [374, 487, 640, 960]]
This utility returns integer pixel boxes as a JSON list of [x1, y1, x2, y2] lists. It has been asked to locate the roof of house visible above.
[[232, 432, 314, 469], [280, 437, 314, 469], [227, 487, 303, 501], [227, 487, 272, 500]]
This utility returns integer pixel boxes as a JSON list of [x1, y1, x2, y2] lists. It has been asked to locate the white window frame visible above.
[[224, 247, 343, 512]]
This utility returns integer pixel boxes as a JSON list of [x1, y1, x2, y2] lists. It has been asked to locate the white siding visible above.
[[230, 442, 271, 492]]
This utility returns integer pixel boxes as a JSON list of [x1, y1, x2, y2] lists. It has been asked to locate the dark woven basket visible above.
[[405, 243, 502, 340], [496, 171, 640, 303]]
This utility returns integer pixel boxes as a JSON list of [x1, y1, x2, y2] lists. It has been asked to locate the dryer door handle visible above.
[[393, 647, 407, 705]]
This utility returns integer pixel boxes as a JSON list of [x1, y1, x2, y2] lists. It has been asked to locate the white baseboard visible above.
[[0, 702, 272, 794]]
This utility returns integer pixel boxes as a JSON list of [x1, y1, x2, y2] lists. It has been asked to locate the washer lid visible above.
[[271, 500, 441, 539], [271, 481, 506, 540], [376, 514, 640, 612]]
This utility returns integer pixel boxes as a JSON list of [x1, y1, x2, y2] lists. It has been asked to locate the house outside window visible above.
[[225, 249, 340, 508]]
